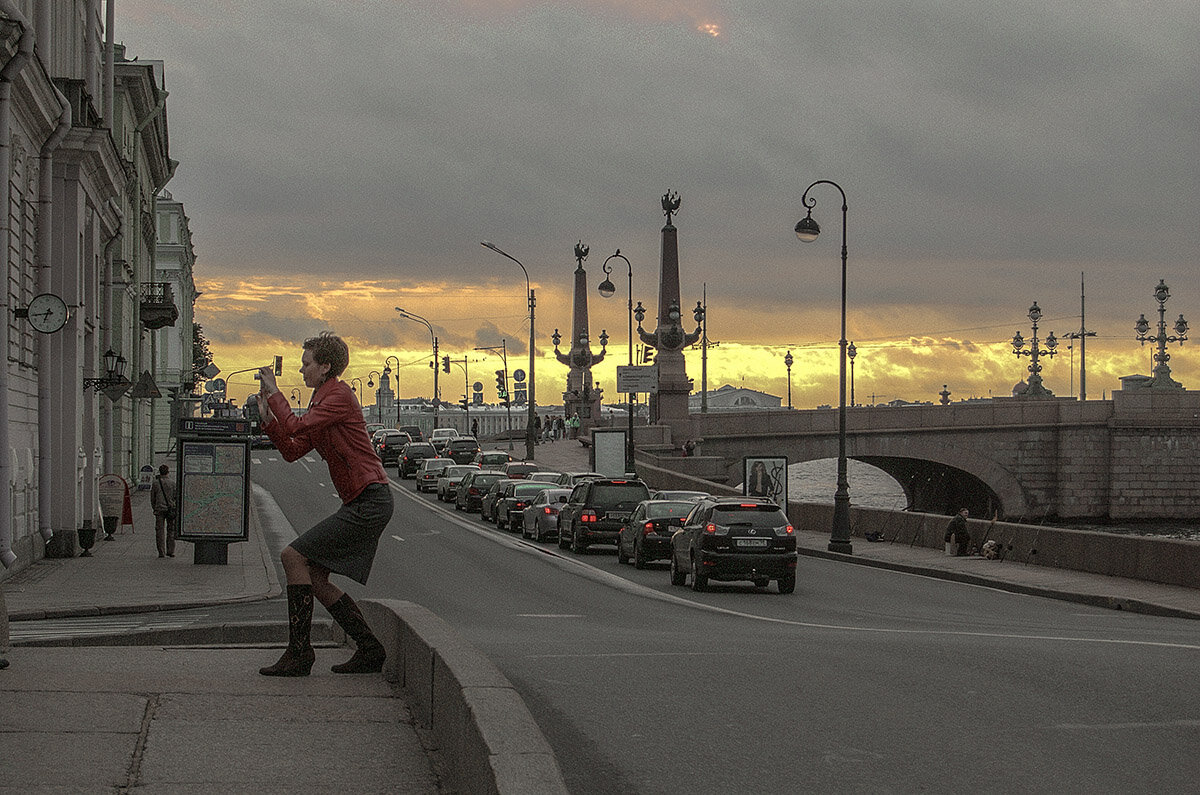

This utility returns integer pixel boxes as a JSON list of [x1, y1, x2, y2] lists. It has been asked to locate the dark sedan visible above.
[[495, 481, 554, 532], [479, 478, 521, 523], [617, 500, 696, 569], [455, 471, 506, 513], [373, 430, 411, 466]]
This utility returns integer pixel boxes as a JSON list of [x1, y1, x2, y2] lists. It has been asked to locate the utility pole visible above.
[[1065, 272, 1095, 400]]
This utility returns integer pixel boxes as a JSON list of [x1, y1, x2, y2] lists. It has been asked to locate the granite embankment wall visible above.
[[637, 460, 1200, 590]]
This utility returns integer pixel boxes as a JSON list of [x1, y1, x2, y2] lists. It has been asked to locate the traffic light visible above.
[[273, 355, 284, 376], [442, 355, 451, 373], [495, 370, 506, 394], [459, 395, 469, 411], [642, 346, 655, 365]]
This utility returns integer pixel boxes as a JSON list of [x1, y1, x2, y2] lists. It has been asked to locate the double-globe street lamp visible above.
[[847, 341, 857, 407], [394, 308, 440, 429], [481, 241, 537, 462], [795, 179, 853, 555], [598, 249, 635, 473], [1135, 279, 1189, 389]]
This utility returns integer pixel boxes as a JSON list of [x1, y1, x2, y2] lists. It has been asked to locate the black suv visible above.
[[373, 431, 411, 466], [445, 437, 482, 464], [669, 497, 796, 594], [558, 478, 651, 553], [398, 442, 437, 478]]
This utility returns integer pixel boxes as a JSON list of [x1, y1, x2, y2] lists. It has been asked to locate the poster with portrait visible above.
[[742, 456, 788, 507]]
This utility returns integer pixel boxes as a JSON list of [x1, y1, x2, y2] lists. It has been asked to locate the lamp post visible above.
[[599, 249, 635, 473], [384, 354, 401, 427], [481, 242, 536, 461], [795, 179, 853, 554], [83, 348, 131, 400], [367, 370, 382, 424], [783, 350, 793, 409], [395, 307, 440, 429], [350, 377, 363, 397], [847, 341, 857, 407], [1135, 280, 1189, 389], [290, 388, 301, 405], [1011, 302, 1058, 397]]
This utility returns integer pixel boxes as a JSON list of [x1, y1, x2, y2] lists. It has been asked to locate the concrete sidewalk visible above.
[[0, 476, 446, 793]]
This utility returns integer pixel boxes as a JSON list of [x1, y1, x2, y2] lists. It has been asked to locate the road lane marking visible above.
[[391, 535, 405, 542], [1053, 720, 1200, 731], [516, 614, 584, 619], [390, 476, 1200, 653]]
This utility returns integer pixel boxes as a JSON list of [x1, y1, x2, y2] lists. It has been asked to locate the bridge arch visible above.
[[721, 435, 1029, 519]]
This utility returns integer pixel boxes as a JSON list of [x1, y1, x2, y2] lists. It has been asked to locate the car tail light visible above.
[[581, 510, 597, 523], [705, 523, 717, 534], [469, 487, 480, 495], [543, 506, 553, 515], [785, 524, 794, 535], [643, 521, 655, 536]]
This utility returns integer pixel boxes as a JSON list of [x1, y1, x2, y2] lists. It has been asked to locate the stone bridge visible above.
[[678, 389, 1200, 522]]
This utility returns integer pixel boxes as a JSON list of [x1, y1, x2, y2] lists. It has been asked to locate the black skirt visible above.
[[289, 483, 394, 585]]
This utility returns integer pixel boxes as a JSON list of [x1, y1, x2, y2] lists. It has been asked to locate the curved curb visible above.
[[359, 598, 568, 795]]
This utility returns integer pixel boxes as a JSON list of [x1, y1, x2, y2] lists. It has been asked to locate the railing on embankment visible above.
[[636, 458, 1200, 591]]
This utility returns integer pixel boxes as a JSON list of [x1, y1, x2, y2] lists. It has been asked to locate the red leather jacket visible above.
[[262, 377, 387, 504]]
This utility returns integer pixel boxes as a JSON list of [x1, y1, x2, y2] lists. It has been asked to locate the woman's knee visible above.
[[281, 546, 306, 568]]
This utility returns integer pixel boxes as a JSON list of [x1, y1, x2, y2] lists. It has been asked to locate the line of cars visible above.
[[401, 448, 799, 593]]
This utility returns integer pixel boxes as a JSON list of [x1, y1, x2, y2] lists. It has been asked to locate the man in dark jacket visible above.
[[944, 507, 970, 555]]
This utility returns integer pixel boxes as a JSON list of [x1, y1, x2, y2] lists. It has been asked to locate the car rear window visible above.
[[406, 444, 435, 455], [449, 440, 478, 450], [647, 501, 694, 519], [514, 482, 550, 496], [591, 483, 650, 507], [481, 453, 509, 464], [712, 505, 788, 528]]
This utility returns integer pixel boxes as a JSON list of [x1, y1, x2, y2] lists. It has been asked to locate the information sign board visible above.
[[177, 439, 250, 541], [616, 365, 658, 394]]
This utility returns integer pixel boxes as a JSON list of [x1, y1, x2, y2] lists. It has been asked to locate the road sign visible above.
[[617, 365, 658, 394], [473, 381, 483, 392], [513, 369, 526, 382]]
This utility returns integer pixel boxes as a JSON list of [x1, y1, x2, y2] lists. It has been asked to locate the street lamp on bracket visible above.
[[795, 179, 853, 555], [1135, 279, 1189, 389], [599, 249, 635, 473], [481, 241, 537, 461]]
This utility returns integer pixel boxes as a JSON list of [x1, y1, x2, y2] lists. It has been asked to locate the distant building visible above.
[[151, 190, 199, 452], [688, 384, 782, 411]]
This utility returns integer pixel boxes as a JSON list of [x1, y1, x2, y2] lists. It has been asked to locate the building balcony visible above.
[[141, 282, 179, 330]]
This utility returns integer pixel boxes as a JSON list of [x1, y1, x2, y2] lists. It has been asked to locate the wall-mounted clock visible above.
[[26, 293, 69, 334]]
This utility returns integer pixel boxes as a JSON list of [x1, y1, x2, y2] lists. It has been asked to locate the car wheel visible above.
[[616, 535, 629, 565], [690, 555, 707, 591], [778, 573, 796, 595], [669, 553, 687, 586], [557, 522, 569, 549], [633, 541, 647, 570], [571, 530, 586, 554], [753, 578, 769, 588]]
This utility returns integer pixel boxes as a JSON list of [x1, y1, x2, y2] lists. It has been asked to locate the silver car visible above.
[[415, 457, 453, 493], [521, 488, 572, 542], [437, 464, 480, 502]]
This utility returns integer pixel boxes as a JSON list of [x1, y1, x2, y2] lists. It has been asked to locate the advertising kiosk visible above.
[[176, 417, 252, 564]]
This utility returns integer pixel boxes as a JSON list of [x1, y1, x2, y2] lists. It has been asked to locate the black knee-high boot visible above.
[[260, 584, 316, 677], [326, 593, 386, 674]]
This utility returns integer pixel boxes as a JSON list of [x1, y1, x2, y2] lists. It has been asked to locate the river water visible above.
[[783, 459, 1200, 542]]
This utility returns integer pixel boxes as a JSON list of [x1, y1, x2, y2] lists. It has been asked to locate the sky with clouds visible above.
[[124, 1, 1199, 407]]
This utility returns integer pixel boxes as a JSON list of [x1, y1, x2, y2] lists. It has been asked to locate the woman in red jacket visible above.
[[256, 333, 394, 677]]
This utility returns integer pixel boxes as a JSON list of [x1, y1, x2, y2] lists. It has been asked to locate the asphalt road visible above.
[[238, 455, 1200, 793]]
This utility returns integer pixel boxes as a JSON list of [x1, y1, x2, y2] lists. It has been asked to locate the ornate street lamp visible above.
[[395, 308, 440, 429], [1135, 279, 1189, 389], [290, 388, 301, 405], [481, 242, 536, 461], [1012, 302, 1058, 397], [350, 377, 363, 396], [795, 179, 853, 554], [783, 350, 793, 409], [599, 249, 635, 472]]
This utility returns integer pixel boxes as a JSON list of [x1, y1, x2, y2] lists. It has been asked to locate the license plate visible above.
[[735, 538, 769, 548], [607, 511, 630, 521]]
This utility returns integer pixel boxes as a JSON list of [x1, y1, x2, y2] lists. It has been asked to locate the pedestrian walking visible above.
[[150, 464, 177, 558], [256, 332, 395, 677], [534, 414, 542, 444], [471, 417, 479, 438], [556, 416, 565, 440]]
